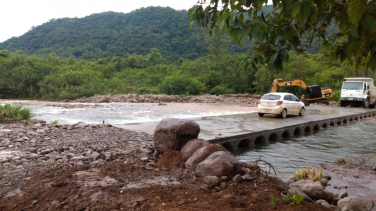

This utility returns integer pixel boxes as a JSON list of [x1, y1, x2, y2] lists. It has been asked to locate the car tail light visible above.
[[257, 100, 261, 104], [276, 100, 283, 105]]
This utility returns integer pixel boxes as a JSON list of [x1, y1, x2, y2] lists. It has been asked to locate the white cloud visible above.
[[0, 0, 199, 42]]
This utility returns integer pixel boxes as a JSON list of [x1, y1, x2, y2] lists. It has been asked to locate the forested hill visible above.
[[0, 7, 253, 62]]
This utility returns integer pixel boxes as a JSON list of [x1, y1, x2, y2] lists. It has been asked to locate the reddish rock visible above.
[[204, 176, 220, 188], [153, 118, 200, 154], [195, 151, 244, 178], [185, 144, 228, 171], [180, 139, 208, 161], [232, 174, 242, 183], [157, 151, 185, 169]]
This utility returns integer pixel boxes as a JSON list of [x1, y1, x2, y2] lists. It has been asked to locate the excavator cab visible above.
[[305, 85, 322, 99]]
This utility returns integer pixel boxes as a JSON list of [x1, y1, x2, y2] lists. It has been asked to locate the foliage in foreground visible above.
[[270, 193, 304, 206], [189, 0, 376, 74], [50, 120, 59, 125], [336, 156, 376, 167], [0, 103, 33, 120], [293, 166, 323, 182]]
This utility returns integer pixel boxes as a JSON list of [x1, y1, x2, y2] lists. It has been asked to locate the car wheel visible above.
[[258, 113, 264, 117], [280, 109, 287, 119], [299, 107, 305, 116]]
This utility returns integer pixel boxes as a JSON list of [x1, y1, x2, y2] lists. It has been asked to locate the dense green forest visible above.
[[0, 49, 373, 101], [0, 7, 255, 62]]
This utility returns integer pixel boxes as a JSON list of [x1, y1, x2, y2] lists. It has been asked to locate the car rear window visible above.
[[261, 94, 281, 100]]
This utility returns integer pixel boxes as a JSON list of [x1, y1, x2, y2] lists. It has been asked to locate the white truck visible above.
[[340, 77, 376, 108]]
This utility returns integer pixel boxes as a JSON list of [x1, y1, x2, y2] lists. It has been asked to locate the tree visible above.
[[188, 0, 376, 74]]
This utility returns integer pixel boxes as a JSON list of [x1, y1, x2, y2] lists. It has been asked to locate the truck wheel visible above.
[[362, 100, 370, 108], [280, 109, 287, 119], [258, 113, 264, 117], [340, 101, 346, 107], [371, 101, 376, 109]]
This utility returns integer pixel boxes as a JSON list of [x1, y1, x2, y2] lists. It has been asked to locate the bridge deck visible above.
[[206, 106, 376, 151]]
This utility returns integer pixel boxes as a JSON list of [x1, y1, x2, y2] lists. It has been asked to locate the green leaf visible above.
[[284, 26, 293, 38], [226, 26, 234, 34], [218, 20, 226, 33], [347, 0, 367, 27], [239, 14, 244, 23], [290, 35, 300, 47], [255, 0, 265, 9], [368, 52, 376, 71], [313, 0, 323, 8], [189, 21, 194, 31], [346, 42, 354, 59], [230, 10, 238, 24], [280, 51, 289, 62], [350, 25, 359, 37], [240, 26, 252, 46], [269, 52, 278, 67], [211, 28, 217, 40], [251, 60, 258, 71], [272, 0, 278, 7], [270, 29, 276, 45], [220, 9, 230, 22], [231, 28, 242, 43], [270, 195, 277, 206], [300, 1, 313, 18], [361, 14, 376, 34], [255, 20, 268, 33], [289, 1, 301, 17]]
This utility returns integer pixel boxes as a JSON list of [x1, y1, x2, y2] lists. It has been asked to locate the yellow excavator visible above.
[[269, 79, 332, 106]]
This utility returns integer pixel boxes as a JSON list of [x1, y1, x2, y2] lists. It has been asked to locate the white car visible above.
[[257, 92, 305, 118]]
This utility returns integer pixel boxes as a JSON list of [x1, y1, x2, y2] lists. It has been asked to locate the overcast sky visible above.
[[0, 0, 199, 43]]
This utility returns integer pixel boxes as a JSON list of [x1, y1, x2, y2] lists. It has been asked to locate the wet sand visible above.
[[323, 164, 376, 210]]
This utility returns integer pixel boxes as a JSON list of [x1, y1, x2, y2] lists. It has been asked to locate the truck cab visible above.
[[340, 78, 376, 108]]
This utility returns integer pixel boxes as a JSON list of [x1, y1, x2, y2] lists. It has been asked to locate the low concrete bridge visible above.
[[208, 107, 376, 152]]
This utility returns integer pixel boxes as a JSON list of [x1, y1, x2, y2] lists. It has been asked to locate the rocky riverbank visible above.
[[46, 93, 339, 109], [0, 119, 372, 210], [71, 94, 262, 106]]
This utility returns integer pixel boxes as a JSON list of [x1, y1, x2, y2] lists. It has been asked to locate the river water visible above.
[[1, 100, 375, 178], [234, 118, 376, 178]]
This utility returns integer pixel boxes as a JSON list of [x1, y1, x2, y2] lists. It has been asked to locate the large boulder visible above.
[[337, 196, 368, 211], [195, 151, 244, 178], [287, 187, 313, 202], [289, 180, 335, 203], [180, 139, 209, 161], [185, 144, 228, 171], [154, 118, 200, 154]]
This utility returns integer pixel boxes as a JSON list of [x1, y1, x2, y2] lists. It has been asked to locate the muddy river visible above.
[[1, 100, 375, 177]]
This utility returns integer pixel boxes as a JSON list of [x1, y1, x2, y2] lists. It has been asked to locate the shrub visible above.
[[329, 89, 341, 101], [50, 120, 59, 125], [0, 103, 33, 120], [210, 85, 235, 95], [158, 74, 205, 95]]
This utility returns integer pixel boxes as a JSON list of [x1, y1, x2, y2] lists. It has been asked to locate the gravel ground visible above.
[[0, 121, 334, 211]]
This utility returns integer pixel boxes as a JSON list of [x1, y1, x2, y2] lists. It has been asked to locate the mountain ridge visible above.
[[0, 7, 252, 62]]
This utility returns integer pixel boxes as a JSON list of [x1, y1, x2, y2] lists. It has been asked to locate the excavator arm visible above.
[[269, 79, 307, 93], [269, 78, 332, 105]]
